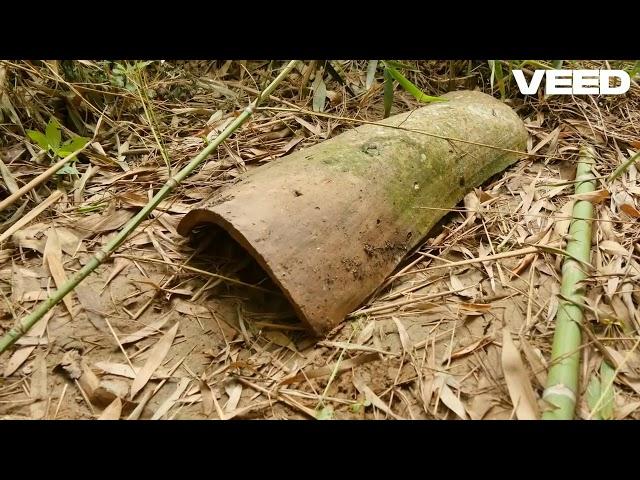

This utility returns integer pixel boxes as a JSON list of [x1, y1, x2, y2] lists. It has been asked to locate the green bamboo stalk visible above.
[[0, 60, 299, 354], [608, 149, 640, 183], [542, 146, 596, 420]]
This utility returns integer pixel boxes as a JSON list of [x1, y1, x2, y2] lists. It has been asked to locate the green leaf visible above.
[[135, 61, 153, 71], [56, 163, 79, 176], [112, 63, 126, 75], [490, 60, 506, 99], [45, 118, 61, 150], [366, 60, 378, 90], [586, 373, 602, 420], [488, 60, 496, 90], [26, 130, 49, 150], [56, 149, 78, 159], [315, 405, 334, 420], [312, 74, 327, 113], [383, 64, 446, 103], [587, 360, 616, 420], [383, 68, 394, 118], [551, 60, 564, 69], [58, 136, 89, 157], [599, 361, 616, 420]]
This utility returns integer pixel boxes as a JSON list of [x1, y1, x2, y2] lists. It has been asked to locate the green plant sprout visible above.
[[26, 118, 89, 176], [110, 61, 154, 92]]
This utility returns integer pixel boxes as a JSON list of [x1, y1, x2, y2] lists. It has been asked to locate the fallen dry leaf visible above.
[[151, 377, 190, 420], [280, 353, 379, 385], [199, 377, 214, 416], [615, 401, 640, 420], [458, 302, 492, 316], [102, 257, 132, 291], [434, 374, 468, 420], [450, 336, 492, 361], [568, 189, 610, 204], [29, 354, 48, 419], [392, 317, 413, 353], [450, 273, 476, 298], [353, 378, 403, 420], [356, 320, 375, 345], [0, 156, 19, 194], [224, 381, 242, 413], [74, 209, 135, 237], [4, 347, 36, 377], [94, 361, 178, 380], [43, 228, 75, 317], [119, 312, 173, 345], [130, 322, 179, 399], [518, 335, 547, 388], [263, 330, 297, 351], [599, 240, 628, 256], [620, 203, 640, 218], [501, 328, 539, 420], [75, 284, 109, 333], [127, 389, 153, 420], [98, 397, 122, 420], [173, 299, 213, 318]]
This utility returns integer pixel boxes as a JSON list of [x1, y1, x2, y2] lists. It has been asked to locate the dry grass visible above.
[[1, 59, 639, 420]]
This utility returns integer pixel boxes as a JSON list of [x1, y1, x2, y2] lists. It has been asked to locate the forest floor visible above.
[[1, 60, 640, 420]]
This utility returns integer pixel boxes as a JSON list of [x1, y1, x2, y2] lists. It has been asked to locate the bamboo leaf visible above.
[[353, 378, 403, 419], [599, 240, 628, 256], [199, 377, 214, 416], [119, 312, 172, 345], [434, 374, 468, 420], [3, 346, 35, 377], [366, 60, 378, 90], [494, 61, 506, 99], [383, 68, 393, 118], [488, 60, 496, 91], [98, 396, 122, 420], [568, 188, 610, 204], [0, 157, 19, 194], [586, 372, 602, 419], [129, 322, 179, 399], [501, 328, 539, 419], [312, 74, 327, 113], [599, 361, 616, 420], [29, 354, 48, 419], [620, 203, 640, 218], [151, 377, 190, 420], [392, 316, 412, 354], [43, 228, 75, 317]]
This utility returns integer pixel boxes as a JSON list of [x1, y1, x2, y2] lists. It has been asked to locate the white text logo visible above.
[[513, 69, 630, 95]]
